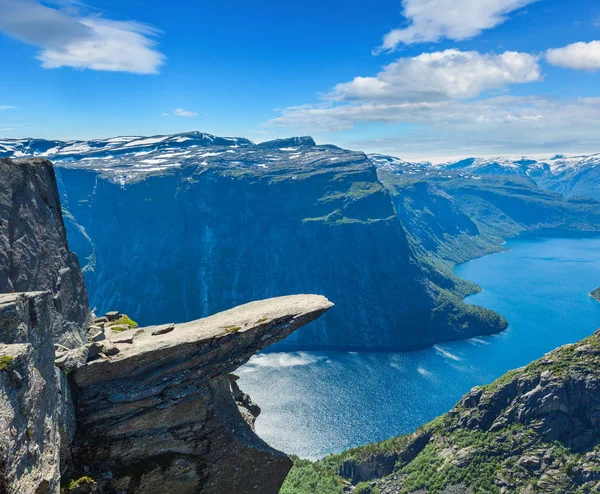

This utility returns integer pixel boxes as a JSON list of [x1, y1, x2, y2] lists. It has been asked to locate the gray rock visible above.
[[151, 323, 175, 335], [105, 311, 120, 321], [0, 158, 89, 347], [0, 292, 64, 494], [71, 294, 333, 493]]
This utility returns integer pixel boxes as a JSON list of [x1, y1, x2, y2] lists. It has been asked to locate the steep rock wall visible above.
[[0, 158, 89, 347], [56, 157, 503, 350]]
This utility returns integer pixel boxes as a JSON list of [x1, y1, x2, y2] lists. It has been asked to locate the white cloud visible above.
[[0, 0, 165, 74], [546, 41, 600, 71], [379, 0, 536, 51], [328, 50, 541, 102], [267, 96, 600, 158], [173, 108, 199, 118], [0, 106, 15, 110]]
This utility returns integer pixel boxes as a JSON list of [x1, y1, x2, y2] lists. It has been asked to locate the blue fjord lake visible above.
[[238, 236, 600, 459]]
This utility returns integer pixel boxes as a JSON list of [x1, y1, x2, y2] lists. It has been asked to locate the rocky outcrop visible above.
[[0, 291, 74, 494], [0, 158, 89, 348], [68, 294, 332, 493], [293, 328, 600, 493], [591, 287, 600, 303]]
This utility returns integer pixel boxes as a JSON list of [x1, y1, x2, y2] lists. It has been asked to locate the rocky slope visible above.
[[0, 158, 89, 347], [0, 157, 333, 493], [285, 326, 600, 494]]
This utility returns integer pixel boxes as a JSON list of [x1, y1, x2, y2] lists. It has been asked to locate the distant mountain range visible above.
[[369, 152, 600, 200], [3, 132, 598, 199]]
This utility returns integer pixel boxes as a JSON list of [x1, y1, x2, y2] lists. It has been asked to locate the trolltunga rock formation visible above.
[[69, 295, 333, 493]]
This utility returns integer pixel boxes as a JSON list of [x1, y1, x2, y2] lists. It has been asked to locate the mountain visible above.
[[50, 134, 505, 350], [283, 324, 600, 494], [2, 132, 600, 350], [2, 133, 599, 350], [429, 154, 600, 200]]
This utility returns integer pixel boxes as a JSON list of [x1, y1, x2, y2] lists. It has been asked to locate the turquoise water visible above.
[[238, 236, 600, 459]]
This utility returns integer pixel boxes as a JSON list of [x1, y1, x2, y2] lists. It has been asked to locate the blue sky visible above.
[[1, 0, 600, 159]]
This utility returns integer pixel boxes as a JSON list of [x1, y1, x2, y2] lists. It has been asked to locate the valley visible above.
[[240, 235, 600, 459]]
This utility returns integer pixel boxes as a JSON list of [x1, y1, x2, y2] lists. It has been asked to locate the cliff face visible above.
[[0, 158, 89, 347], [289, 328, 600, 494], [0, 291, 74, 494], [55, 141, 504, 350], [0, 157, 333, 494]]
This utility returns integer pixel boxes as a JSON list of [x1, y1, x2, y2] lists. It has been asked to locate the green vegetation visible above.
[[355, 482, 380, 494], [68, 476, 94, 491], [107, 315, 138, 332], [279, 458, 344, 494], [257, 317, 269, 324], [222, 325, 242, 334], [0, 356, 14, 372], [591, 287, 600, 303]]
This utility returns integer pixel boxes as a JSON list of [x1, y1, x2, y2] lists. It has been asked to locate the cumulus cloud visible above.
[[328, 50, 541, 102], [546, 41, 600, 71], [0, 0, 165, 74], [172, 108, 199, 117], [378, 0, 536, 51]]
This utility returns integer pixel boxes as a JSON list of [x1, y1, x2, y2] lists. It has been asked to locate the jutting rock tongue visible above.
[[0, 157, 89, 347], [70, 294, 333, 494]]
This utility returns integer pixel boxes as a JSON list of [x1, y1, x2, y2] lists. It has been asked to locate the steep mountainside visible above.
[[284, 326, 600, 494], [378, 169, 600, 257], [52, 137, 504, 350]]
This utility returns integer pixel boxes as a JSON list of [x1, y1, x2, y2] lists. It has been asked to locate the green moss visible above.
[[68, 476, 94, 491], [257, 317, 269, 324], [222, 325, 242, 334], [107, 315, 138, 332], [0, 356, 14, 372]]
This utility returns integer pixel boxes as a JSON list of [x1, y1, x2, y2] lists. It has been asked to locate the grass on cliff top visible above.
[[107, 315, 138, 332]]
